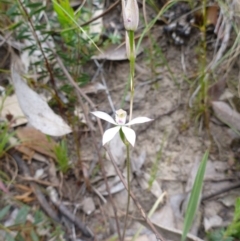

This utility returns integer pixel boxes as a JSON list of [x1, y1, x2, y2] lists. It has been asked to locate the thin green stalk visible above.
[[122, 143, 131, 241], [128, 30, 135, 122], [122, 30, 136, 241]]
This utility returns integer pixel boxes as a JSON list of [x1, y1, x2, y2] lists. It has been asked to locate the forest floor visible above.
[[0, 1, 240, 241]]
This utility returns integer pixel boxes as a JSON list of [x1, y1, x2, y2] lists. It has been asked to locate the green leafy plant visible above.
[[225, 198, 240, 238], [181, 150, 209, 241], [0, 123, 15, 158], [207, 229, 234, 241], [54, 139, 70, 173], [107, 32, 122, 45], [0, 203, 65, 240]]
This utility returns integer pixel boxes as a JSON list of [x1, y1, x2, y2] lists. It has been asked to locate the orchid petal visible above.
[[103, 126, 121, 145], [121, 126, 136, 147], [125, 117, 153, 126], [91, 111, 117, 125]]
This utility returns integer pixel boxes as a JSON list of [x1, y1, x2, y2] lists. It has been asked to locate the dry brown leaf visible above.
[[15, 191, 35, 203], [0, 94, 27, 127], [206, 5, 219, 26], [92, 43, 143, 61], [15, 145, 35, 163], [136, 218, 204, 241], [97, 176, 125, 195], [15, 184, 32, 192], [212, 101, 240, 130], [208, 77, 226, 101], [138, 173, 162, 198], [81, 82, 106, 94], [16, 126, 57, 160], [151, 202, 175, 229], [48, 161, 59, 186]]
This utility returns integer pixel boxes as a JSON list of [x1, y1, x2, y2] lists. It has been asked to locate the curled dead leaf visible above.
[[212, 101, 240, 131]]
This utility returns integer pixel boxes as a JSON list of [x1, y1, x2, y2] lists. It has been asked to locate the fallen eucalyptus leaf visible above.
[[135, 218, 204, 241], [131, 150, 146, 175], [81, 82, 106, 94], [11, 58, 71, 136], [138, 173, 162, 198], [92, 43, 143, 61], [107, 134, 126, 167], [16, 126, 57, 159], [97, 176, 125, 196]]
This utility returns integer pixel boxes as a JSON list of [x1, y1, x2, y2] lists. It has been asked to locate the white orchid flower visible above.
[[91, 109, 153, 147]]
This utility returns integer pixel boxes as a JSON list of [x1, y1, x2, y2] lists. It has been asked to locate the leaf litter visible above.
[[1, 1, 240, 240]]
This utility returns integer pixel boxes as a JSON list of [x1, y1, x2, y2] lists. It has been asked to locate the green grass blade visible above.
[[51, 0, 102, 53], [15, 205, 29, 225], [136, 0, 177, 51], [52, 0, 74, 27], [30, 229, 39, 241], [0, 205, 11, 221], [5, 233, 15, 241], [181, 150, 209, 241]]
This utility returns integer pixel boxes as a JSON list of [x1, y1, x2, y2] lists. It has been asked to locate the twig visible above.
[[80, 0, 120, 27], [71, 203, 82, 241], [11, 152, 61, 223], [93, 60, 116, 112], [92, 186, 107, 204], [47, 187, 94, 238], [202, 182, 240, 201], [105, 146, 166, 241], [0, 32, 12, 46], [18, 176, 59, 187], [17, 0, 63, 115], [181, 46, 187, 74], [12, 151, 93, 238]]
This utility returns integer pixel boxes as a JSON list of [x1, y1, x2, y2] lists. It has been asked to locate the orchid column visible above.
[[122, 0, 139, 122]]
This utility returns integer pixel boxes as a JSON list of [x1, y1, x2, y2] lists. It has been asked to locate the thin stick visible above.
[[17, 0, 63, 115], [80, 0, 120, 27], [122, 144, 131, 240], [106, 146, 166, 241], [93, 60, 115, 113]]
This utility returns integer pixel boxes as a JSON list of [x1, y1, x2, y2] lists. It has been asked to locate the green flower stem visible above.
[[122, 143, 131, 240], [128, 30, 135, 122], [122, 31, 136, 241]]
